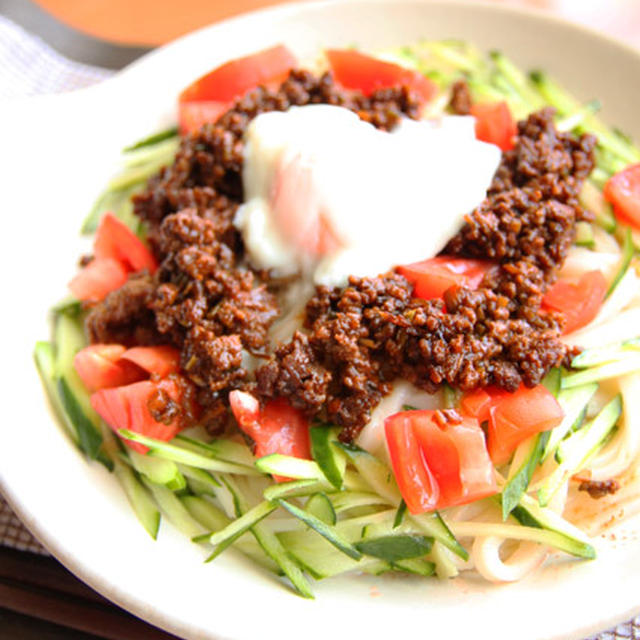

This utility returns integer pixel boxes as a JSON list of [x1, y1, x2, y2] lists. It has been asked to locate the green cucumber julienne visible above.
[[309, 425, 347, 489], [537, 395, 622, 507]]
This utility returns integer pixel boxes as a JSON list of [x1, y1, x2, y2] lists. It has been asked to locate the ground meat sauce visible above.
[[85, 70, 595, 443], [448, 79, 473, 116], [578, 478, 620, 499], [86, 272, 161, 346]]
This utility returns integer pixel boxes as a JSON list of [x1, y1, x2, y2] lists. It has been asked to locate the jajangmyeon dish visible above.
[[36, 41, 640, 596]]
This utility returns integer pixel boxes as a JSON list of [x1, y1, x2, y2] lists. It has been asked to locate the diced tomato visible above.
[[384, 412, 440, 514], [411, 413, 462, 506], [387, 410, 496, 514], [542, 270, 607, 334], [178, 101, 228, 135], [73, 344, 145, 392], [120, 346, 181, 378], [447, 419, 497, 502], [460, 386, 512, 424], [470, 101, 517, 151], [91, 379, 187, 453], [229, 389, 260, 434], [178, 45, 297, 133], [397, 256, 494, 300], [94, 213, 157, 274], [68, 257, 129, 303], [326, 49, 437, 103], [603, 163, 640, 228], [258, 399, 311, 460], [229, 391, 311, 481], [487, 385, 564, 466]]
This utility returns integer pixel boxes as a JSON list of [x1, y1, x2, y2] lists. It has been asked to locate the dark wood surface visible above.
[[0, 546, 180, 640]]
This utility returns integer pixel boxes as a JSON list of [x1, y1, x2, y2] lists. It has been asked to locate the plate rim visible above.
[[3, 2, 640, 639]]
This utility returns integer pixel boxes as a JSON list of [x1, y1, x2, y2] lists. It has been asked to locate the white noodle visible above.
[[560, 247, 620, 283], [472, 537, 548, 582], [586, 373, 640, 480], [356, 381, 443, 460], [586, 268, 640, 327], [563, 306, 640, 350]]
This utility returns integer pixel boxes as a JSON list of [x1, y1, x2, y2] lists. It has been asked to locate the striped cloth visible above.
[[0, 11, 638, 640], [0, 14, 113, 98]]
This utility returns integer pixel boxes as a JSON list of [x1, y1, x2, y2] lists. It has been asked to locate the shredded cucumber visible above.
[[255, 454, 327, 481], [310, 426, 347, 489], [206, 501, 278, 561], [119, 430, 261, 475], [541, 384, 597, 462], [305, 493, 337, 524], [127, 449, 186, 491], [538, 395, 622, 506]]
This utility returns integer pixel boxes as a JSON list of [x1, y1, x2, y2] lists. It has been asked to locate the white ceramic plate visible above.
[[2, 2, 640, 639]]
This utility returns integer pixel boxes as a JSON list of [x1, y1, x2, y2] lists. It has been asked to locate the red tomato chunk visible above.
[[603, 163, 640, 229], [470, 101, 516, 151], [120, 346, 181, 378], [326, 49, 437, 103], [91, 379, 187, 454], [229, 391, 311, 482], [74, 344, 145, 392], [542, 270, 607, 335], [94, 213, 157, 274], [69, 213, 157, 303], [68, 257, 128, 303], [178, 45, 297, 133], [487, 385, 564, 466], [385, 410, 496, 515], [397, 256, 493, 300], [460, 386, 512, 424]]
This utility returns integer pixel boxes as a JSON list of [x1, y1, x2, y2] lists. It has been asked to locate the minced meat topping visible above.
[[85, 70, 596, 441]]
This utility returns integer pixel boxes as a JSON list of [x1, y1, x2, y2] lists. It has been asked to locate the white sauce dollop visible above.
[[236, 104, 501, 287]]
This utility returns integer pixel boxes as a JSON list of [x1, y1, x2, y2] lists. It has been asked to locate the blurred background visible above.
[[1, 0, 640, 71]]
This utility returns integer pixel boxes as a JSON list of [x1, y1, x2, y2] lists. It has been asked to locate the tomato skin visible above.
[[120, 346, 181, 378], [397, 256, 493, 300], [460, 386, 512, 424], [384, 412, 440, 514], [447, 420, 497, 501], [258, 398, 311, 460], [94, 213, 157, 274], [487, 385, 564, 466], [603, 163, 640, 228], [180, 45, 296, 103], [229, 391, 311, 481], [470, 101, 517, 151], [229, 389, 260, 434], [178, 45, 296, 133], [178, 101, 228, 135], [411, 413, 462, 506], [387, 410, 496, 513], [73, 344, 145, 392], [542, 270, 607, 334], [326, 49, 437, 103], [91, 379, 186, 453], [68, 257, 129, 303], [70, 213, 157, 303]]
